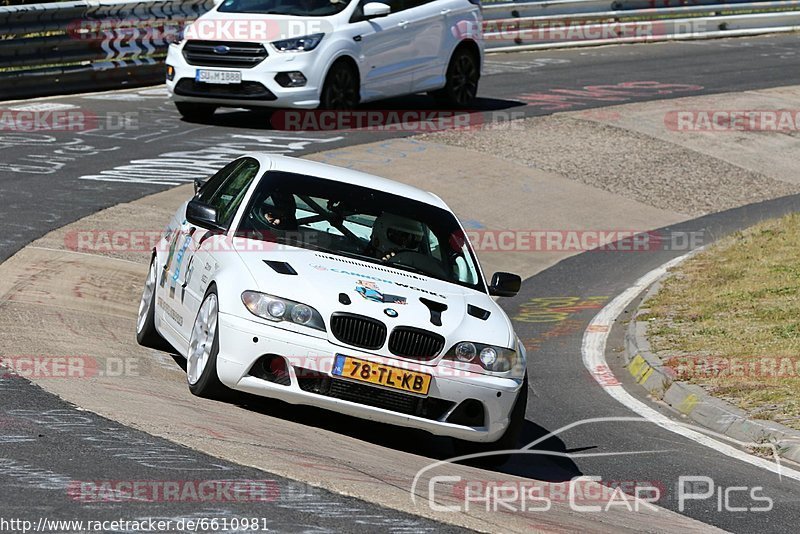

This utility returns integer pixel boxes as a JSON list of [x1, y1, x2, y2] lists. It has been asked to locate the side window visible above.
[[404, 0, 432, 8], [196, 160, 241, 202], [352, 0, 405, 21], [385, 0, 406, 12], [205, 158, 260, 228]]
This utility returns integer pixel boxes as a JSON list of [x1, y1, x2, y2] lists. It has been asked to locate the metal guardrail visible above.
[[481, 0, 800, 49], [0, 0, 798, 100], [0, 0, 213, 100]]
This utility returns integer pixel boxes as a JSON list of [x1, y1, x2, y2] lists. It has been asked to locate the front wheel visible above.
[[187, 286, 227, 398], [430, 47, 480, 108], [453, 374, 528, 467], [319, 62, 360, 110], [175, 102, 217, 121]]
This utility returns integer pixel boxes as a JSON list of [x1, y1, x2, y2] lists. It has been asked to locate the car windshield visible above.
[[237, 171, 485, 292], [217, 0, 353, 16]]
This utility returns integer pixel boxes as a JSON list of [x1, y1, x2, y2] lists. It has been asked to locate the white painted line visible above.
[[582, 251, 800, 481]]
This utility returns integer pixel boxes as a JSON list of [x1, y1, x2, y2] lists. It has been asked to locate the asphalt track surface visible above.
[[2, 33, 800, 532]]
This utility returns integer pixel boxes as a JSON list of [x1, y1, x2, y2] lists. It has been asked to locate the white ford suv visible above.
[[165, 0, 483, 119]]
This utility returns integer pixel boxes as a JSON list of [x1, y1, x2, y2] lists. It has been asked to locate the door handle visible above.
[[353, 35, 362, 41], [440, 8, 451, 15], [398, 20, 409, 28]]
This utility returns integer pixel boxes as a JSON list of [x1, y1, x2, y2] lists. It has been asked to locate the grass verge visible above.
[[644, 213, 800, 430]]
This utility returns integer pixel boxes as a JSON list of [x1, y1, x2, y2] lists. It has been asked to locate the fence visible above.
[[482, 0, 800, 50], [1, 0, 799, 100]]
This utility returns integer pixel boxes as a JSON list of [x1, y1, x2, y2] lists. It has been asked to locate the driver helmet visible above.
[[371, 212, 425, 253]]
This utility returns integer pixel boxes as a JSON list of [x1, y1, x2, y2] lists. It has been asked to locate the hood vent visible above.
[[263, 260, 297, 275], [419, 297, 447, 327], [467, 304, 491, 320]]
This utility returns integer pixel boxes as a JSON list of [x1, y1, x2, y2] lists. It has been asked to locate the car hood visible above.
[[232, 239, 514, 351]]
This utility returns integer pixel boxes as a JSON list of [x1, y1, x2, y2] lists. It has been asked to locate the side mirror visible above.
[[489, 272, 521, 297], [186, 199, 223, 231], [363, 2, 391, 18]]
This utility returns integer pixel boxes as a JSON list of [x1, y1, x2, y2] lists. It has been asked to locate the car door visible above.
[[158, 159, 241, 342], [171, 157, 260, 343], [402, 0, 447, 92], [351, 0, 415, 100]]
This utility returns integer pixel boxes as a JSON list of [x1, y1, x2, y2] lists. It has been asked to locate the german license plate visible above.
[[195, 69, 241, 84], [332, 354, 431, 395]]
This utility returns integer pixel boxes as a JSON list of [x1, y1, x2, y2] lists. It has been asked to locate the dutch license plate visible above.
[[195, 69, 242, 84], [332, 354, 431, 395]]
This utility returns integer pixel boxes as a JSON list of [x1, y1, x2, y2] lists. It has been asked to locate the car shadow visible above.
[[235, 391, 583, 481], [177, 95, 526, 132], [166, 350, 584, 482]]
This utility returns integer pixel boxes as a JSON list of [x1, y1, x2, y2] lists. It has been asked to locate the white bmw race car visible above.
[[137, 154, 528, 455]]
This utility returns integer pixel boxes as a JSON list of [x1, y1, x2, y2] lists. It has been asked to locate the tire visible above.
[[430, 46, 480, 108], [319, 61, 360, 110], [136, 256, 171, 351], [186, 285, 227, 398], [453, 374, 528, 467], [175, 102, 217, 121]]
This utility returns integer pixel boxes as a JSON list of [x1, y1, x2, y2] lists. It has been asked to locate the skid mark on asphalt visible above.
[[519, 81, 705, 111]]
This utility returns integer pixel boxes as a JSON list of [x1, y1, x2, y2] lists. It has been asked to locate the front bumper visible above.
[[166, 43, 322, 109], [216, 312, 523, 442]]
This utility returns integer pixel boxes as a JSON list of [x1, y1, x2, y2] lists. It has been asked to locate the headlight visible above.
[[480, 347, 498, 367], [267, 300, 286, 319], [454, 342, 476, 362], [241, 291, 325, 331], [271, 33, 324, 53], [291, 304, 312, 325], [445, 341, 522, 375]]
